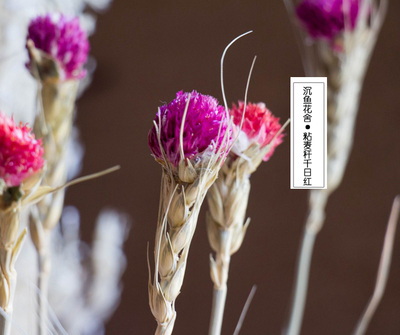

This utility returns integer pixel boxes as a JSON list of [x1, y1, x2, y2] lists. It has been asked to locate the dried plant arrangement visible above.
[[0, 2, 129, 334], [146, 32, 269, 335], [0, 112, 120, 335], [0, 0, 397, 334], [0, 112, 45, 335], [26, 13, 90, 335], [207, 101, 288, 335], [283, 0, 389, 334]]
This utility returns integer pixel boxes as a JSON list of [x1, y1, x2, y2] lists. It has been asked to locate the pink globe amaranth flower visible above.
[[27, 14, 89, 79], [296, 0, 359, 41], [0, 112, 45, 187], [230, 101, 284, 162], [148, 91, 231, 167]]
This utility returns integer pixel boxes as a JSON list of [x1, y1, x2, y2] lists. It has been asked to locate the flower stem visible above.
[[352, 196, 400, 335], [209, 229, 232, 335], [38, 237, 51, 335], [286, 230, 317, 335], [155, 316, 176, 335], [0, 209, 22, 335], [209, 286, 228, 335], [285, 190, 327, 335]]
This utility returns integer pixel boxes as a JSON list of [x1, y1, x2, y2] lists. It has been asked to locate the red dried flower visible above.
[[230, 101, 284, 161], [0, 112, 44, 187]]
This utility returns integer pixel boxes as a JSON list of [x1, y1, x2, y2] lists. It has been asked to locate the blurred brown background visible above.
[[67, 1, 400, 334]]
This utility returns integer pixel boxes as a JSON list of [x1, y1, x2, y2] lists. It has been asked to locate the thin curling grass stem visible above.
[[353, 196, 400, 335]]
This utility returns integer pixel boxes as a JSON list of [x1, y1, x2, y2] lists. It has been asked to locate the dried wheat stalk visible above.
[[148, 32, 252, 335], [148, 95, 232, 335], [353, 196, 400, 335], [0, 208, 26, 335], [284, 1, 389, 334], [27, 41, 79, 335], [149, 162, 222, 335], [206, 151, 254, 335], [207, 122, 288, 335], [0, 171, 44, 335]]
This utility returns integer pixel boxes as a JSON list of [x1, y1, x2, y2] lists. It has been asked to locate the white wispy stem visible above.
[[232, 285, 257, 335], [352, 196, 400, 335]]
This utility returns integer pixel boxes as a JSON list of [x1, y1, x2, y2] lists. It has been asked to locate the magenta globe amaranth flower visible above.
[[230, 101, 284, 161], [296, 0, 360, 41], [0, 112, 44, 188], [27, 14, 89, 79], [148, 91, 231, 170]]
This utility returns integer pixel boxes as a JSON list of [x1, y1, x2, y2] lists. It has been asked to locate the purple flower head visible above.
[[148, 91, 231, 168], [27, 14, 89, 79], [296, 0, 360, 41]]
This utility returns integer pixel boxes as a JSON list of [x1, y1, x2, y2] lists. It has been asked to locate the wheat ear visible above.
[[149, 165, 220, 335], [0, 171, 44, 335], [148, 91, 231, 334], [0, 207, 26, 335], [207, 120, 288, 335], [27, 40, 79, 335]]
